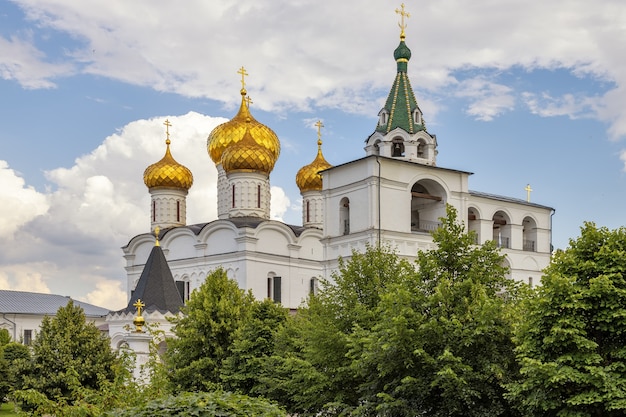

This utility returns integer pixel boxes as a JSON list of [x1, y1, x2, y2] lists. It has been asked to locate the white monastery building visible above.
[[120, 19, 554, 313]]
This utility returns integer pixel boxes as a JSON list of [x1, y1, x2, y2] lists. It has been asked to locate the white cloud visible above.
[[522, 92, 600, 119], [0, 160, 49, 239], [270, 186, 291, 222], [454, 77, 516, 121], [83, 280, 127, 310], [7, 0, 624, 139], [0, 265, 51, 293], [0, 34, 72, 88]]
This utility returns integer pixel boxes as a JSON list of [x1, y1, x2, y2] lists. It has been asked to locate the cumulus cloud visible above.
[[0, 160, 49, 239], [0, 265, 51, 293], [0, 112, 236, 308], [5, 0, 626, 140], [270, 186, 291, 222]]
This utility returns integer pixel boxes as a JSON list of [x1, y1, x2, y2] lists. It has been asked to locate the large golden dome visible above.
[[296, 138, 332, 192], [222, 119, 276, 174], [207, 88, 280, 166], [144, 138, 193, 190]]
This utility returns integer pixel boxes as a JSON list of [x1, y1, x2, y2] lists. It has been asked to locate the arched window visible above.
[[309, 277, 318, 296], [410, 181, 445, 232], [392, 138, 405, 157], [339, 197, 350, 235], [523, 216, 538, 251], [468, 207, 480, 244], [176, 200, 180, 222], [267, 272, 282, 303], [492, 211, 511, 248]]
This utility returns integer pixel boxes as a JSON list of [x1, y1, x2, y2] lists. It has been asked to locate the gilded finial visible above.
[[132, 299, 146, 332], [237, 66, 248, 94], [154, 226, 160, 246], [163, 119, 172, 145], [525, 184, 533, 202], [395, 3, 410, 40], [315, 120, 324, 147], [245, 95, 253, 108]]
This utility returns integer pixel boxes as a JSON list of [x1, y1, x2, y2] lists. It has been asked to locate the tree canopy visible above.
[[165, 268, 255, 392], [507, 222, 626, 416]]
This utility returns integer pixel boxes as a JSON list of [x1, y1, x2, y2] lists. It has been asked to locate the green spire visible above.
[[376, 38, 425, 134]]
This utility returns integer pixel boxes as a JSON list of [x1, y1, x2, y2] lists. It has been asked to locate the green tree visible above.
[[349, 205, 522, 416], [507, 222, 626, 416], [165, 268, 255, 392], [261, 244, 416, 415], [221, 298, 289, 394], [0, 342, 31, 402], [13, 300, 118, 412]]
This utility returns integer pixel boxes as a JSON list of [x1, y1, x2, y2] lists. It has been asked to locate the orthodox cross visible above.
[[395, 3, 410, 38], [315, 120, 324, 145], [163, 119, 172, 143], [154, 226, 160, 247], [245, 95, 253, 108], [237, 66, 248, 89], [525, 184, 533, 202], [133, 299, 145, 317]]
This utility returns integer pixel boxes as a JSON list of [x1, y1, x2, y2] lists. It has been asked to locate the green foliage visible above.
[[259, 244, 417, 415], [166, 268, 255, 392], [105, 391, 286, 417], [507, 222, 626, 416], [221, 298, 289, 394], [0, 343, 31, 403], [0, 330, 10, 347], [11, 300, 121, 415], [348, 205, 521, 416]]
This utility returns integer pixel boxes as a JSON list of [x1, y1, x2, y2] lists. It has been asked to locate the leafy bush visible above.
[[106, 391, 286, 417]]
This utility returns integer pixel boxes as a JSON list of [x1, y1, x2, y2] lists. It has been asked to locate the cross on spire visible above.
[[315, 120, 324, 146], [245, 95, 253, 108], [525, 184, 533, 202], [237, 66, 249, 90], [395, 3, 410, 39], [163, 119, 172, 143], [133, 299, 145, 317]]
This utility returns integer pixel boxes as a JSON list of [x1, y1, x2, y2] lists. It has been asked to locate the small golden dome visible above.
[[144, 138, 194, 190], [207, 88, 280, 166], [296, 138, 332, 192], [222, 119, 276, 174]]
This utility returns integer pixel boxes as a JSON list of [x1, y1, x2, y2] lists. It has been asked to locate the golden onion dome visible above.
[[222, 118, 276, 174], [296, 137, 332, 192], [207, 88, 280, 166], [144, 138, 194, 190]]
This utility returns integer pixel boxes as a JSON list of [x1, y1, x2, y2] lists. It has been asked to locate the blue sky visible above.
[[1, 0, 625, 309]]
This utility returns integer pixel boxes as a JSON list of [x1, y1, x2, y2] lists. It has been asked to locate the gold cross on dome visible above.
[[237, 66, 248, 89], [245, 95, 253, 108], [154, 226, 160, 247], [395, 3, 410, 38], [315, 120, 324, 143], [133, 299, 145, 317], [525, 184, 533, 202], [163, 119, 172, 142]]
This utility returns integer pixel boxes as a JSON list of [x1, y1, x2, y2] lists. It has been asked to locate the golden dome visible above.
[[207, 88, 280, 166], [144, 138, 194, 190], [296, 138, 332, 192], [222, 119, 276, 174]]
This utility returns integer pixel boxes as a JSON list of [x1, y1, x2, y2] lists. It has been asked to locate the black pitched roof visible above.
[[118, 244, 183, 314]]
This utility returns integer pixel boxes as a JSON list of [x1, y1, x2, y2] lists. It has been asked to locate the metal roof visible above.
[[0, 290, 111, 317]]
